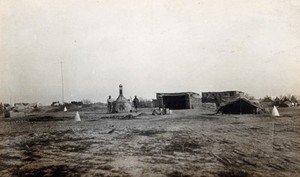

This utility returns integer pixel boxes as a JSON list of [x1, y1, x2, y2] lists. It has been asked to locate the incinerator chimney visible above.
[[119, 84, 123, 96]]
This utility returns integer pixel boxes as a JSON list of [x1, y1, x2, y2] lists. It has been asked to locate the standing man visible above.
[[133, 96, 139, 113], [107, 96, 113, 113]]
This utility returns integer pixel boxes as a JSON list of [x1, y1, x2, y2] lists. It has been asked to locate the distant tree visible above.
[[261, 96, 273, 102], [245, 94, 255, 100], [281, 96, 289, 102], [0, 103, 3, 114], [137, 98, 154, 108], [291, 95, 298, 103], [82, 99, 92, 105], [274, 97, 280, 106]]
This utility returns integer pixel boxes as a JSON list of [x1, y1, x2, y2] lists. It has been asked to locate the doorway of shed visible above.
[[162, 96, 187, 109]]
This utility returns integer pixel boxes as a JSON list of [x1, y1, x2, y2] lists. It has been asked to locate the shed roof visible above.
[[157, 92, 200, 97], [202, 91, 244, 94]]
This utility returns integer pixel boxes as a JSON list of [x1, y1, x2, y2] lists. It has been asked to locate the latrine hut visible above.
[[113, 84, 133, 113]]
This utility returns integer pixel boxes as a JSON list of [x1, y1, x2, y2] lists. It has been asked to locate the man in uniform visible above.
[[107, 96, 113, 113], [133, 96, 139, 113]]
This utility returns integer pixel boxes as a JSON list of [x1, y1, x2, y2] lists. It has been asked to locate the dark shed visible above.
[[156, 92, 201, 109]]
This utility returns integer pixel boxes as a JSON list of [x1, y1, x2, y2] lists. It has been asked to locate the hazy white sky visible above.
[[0, 0, 300, 104]]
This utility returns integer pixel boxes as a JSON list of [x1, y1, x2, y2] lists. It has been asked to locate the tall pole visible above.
[[272, 117, 275, 154], [60, 61, 64, 104], [239, 96, 242, 115]]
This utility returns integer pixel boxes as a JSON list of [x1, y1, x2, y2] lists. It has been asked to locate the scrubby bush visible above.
[[82, 99, 92, 105], [244, 94, 255, 100], [261, 96, 273, 102], [137, 98, 154, 108], [291, 95, 298, 103]]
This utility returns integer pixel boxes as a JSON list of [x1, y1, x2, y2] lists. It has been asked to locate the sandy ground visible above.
[[0, 107, 299, 177]]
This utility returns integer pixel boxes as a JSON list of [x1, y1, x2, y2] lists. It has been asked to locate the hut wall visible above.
[[9, 111, 25, 118], [156, 94, 163, 108], [202, 91, 244, 103], [189, 95, 201, 109], [185, 95, 190, 109]]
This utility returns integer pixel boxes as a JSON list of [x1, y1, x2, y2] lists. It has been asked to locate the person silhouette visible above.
[[107, 96, 113, 113], [133, 96, 139, 113]]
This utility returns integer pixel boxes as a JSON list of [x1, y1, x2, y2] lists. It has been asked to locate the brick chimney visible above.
[[119, 84, 123, 96]]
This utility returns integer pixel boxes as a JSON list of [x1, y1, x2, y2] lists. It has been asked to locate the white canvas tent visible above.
[[75, 111, 81, 121], [272, 106, 280, 117]]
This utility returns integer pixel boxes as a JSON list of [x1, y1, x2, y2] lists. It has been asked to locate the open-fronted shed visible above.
[[156, 92, 201, 109]]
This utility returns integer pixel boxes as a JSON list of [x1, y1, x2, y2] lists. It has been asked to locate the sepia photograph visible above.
[[0, 0, 300, 176]]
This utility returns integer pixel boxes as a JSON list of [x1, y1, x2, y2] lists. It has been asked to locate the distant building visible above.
[[156, 92, 201, 109], [51, 101, 60, 107], [70, 101, 83, 106], [9, 111, 25, 118], [14, 103, 38, 110], [202, 91, 244, 105], [1, 104, 11, 118]]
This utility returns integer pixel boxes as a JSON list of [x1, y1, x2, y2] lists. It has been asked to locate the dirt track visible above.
[[0, 107, 299, 177]]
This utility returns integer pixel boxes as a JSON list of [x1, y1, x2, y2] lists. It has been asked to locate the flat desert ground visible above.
[[0, 106, 299, 177]]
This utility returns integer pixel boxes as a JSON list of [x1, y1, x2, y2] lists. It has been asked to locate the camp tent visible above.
[[75, 112, 81, 121], [281, 100, 293, 107], [272, 106, 280, 117], [112, 84, 132, 113], [216, 97, 262, 114]]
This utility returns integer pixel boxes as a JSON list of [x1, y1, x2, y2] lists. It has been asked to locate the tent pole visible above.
[[240, 96, 241, 115], [272, 118, 275, 155]]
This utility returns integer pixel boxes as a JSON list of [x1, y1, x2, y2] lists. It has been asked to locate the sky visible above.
[[0, 0, 300, 104]]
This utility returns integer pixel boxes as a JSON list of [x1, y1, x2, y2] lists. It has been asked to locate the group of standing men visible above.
[[107, 96, 139, 114]]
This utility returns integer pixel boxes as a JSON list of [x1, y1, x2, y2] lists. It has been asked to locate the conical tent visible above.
[[113, 96, 132, 113], [64, 106, 67, 112], [75, 111, 81, 121], [272, 106, 280, 117], [112, 84, 132, 113]]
